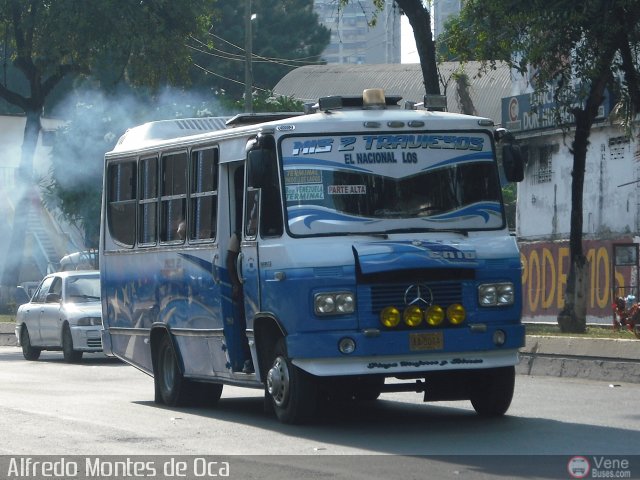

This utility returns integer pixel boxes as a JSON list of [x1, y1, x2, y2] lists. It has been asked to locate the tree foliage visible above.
[[0, 0, 216, 294], [444, 0, 640, 332], [190, 0, 330, 100]]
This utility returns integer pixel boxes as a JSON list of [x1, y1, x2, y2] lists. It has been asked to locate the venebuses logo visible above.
[[568, 456, 590, 479], [568, 456, 633, 479]]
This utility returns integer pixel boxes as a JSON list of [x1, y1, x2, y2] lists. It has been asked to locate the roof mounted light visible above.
[[424, 94, 448, 112], [318, 95, 343, 111], [363, 89, 386, 109]]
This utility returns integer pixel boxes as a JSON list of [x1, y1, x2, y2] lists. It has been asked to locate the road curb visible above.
[[0, 323, 16, 346], [517, 335, 640, 384]]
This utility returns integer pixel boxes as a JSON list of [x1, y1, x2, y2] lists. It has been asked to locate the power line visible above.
[[199, 32, 325, 65], [191, 62, 269, 94]]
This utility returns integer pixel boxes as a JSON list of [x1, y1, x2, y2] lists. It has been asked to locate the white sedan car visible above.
[[15, 270, 102, 362]]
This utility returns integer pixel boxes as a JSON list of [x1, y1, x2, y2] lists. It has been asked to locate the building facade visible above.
[[503, 83, 639, 324], [313, 0, 401, 64], [433, 0, 462, 40]]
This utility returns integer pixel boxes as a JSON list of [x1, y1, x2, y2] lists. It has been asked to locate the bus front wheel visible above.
[[266, 338, 318, 424], [469, 366, 515, 417]]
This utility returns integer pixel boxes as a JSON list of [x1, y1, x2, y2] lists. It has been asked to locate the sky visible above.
[[401, 14, 419, 63]]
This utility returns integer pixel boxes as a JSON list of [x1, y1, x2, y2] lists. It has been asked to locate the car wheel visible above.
[[469, 366, 515, 417], [266, 337, 318, 424], [20, 327, 41, 361], [62, 324, 83, 363]]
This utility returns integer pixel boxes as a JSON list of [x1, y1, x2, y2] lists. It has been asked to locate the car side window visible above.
[[33, 277, 54, 303], [50, 278, 62, 296], [47, 277, 62, 303]]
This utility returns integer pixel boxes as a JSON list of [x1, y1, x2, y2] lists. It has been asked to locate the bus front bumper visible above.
[[292, 348, 520, 377]]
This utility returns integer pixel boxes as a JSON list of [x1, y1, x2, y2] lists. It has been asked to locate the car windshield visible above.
[[281, 132, 504, 236], [65, 276, 100, 303]]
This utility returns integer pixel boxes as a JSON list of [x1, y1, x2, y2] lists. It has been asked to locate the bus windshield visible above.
[[281, 132, 504, 236]]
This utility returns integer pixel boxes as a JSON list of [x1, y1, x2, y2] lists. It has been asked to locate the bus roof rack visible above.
[[225, 112, 304, 127]]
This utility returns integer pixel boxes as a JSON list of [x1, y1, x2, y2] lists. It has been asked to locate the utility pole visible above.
[[244, 0, 253, 113]]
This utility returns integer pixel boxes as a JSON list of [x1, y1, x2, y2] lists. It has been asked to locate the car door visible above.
[[38, 276, 63, 346], [22, 276, 54, 346]]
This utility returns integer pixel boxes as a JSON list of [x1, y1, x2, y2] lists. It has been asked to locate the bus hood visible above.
[[352, 240, 479, 275]]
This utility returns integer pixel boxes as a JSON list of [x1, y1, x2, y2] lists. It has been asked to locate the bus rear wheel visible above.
[[469, 366, 515, 417], [266, 338, 318, 424], [155, 335, 223, 407], [156, 335, 191, 407]]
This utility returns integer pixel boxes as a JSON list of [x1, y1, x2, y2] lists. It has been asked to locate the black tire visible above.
[[266, 337, 318, 424], [155, 335, 223, 407], [20, 326, 41, 361], [156, 334, 190, 407], [62, 324, 83, 363], [469, 366, 515, 417]]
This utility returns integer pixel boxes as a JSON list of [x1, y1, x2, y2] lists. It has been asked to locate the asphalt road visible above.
[[0, 346, 639, 479]]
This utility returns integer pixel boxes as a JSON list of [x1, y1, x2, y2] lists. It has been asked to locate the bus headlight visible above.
[[425, 305, 445, 326], [380, 306, 401, 327], [403, 305, 423, 327], [478, 282, 514, 307], [446, 304, 466, 325], [314, 291, 356, 316], [338, 337, 356, 354]]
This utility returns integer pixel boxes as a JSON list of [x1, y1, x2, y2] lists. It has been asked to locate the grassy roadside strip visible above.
[[2, 314, 636, 339], [525, 323, 637, 340]]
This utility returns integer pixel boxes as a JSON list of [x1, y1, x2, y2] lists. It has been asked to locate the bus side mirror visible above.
[[502, 144, 524, 183]]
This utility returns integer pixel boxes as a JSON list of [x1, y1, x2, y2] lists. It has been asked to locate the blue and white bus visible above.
[[100, 89, 524, 424]]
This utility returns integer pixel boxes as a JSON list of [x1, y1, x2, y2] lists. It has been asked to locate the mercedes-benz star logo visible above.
[[404, 283, 433, 308]]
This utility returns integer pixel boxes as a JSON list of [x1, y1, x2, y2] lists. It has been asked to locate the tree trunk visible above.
[[0, 109, 42, 303], [557, 72, 610, 333], [395, 0, 440, 95], [558, 256, 588, 333]]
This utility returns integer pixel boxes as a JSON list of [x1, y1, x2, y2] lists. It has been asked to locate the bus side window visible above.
[[138, 156, 158, 245], [107, 160, 137, 247], [160, 151, 188, 243], [190, 148, 218, 241]]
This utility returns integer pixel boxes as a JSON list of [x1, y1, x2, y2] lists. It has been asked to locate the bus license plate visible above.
[[409, 332, 443, 351]]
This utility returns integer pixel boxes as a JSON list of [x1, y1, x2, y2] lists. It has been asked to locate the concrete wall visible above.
[[516, 125, 639, 241]]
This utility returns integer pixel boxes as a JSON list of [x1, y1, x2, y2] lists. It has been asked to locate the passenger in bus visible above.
[[176, 220, 186, 240], [226, 231, 254, 374]]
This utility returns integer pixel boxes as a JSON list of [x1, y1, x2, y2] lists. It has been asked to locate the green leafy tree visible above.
[[0, 0, 216, 298], [190, 0, 329, 101], [445, 0, 640, 332], [224, 90, 304, 113]]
